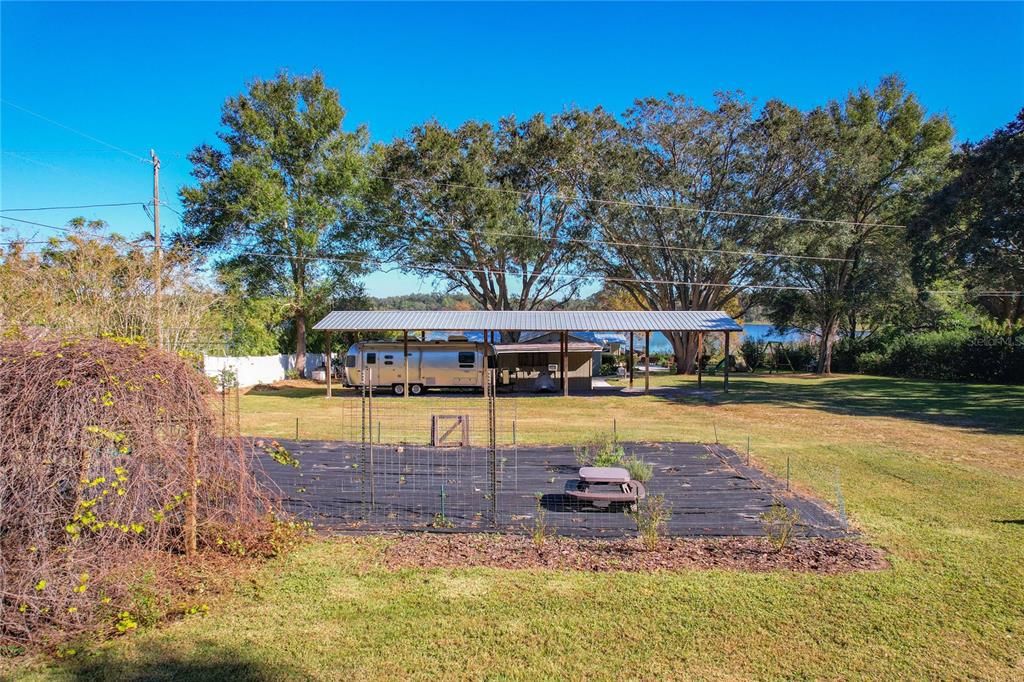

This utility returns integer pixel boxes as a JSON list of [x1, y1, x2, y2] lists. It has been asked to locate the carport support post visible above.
[[402, 330, 409, 398], [482, 329, 490, 399], [325, 332, 333, 398], [561, 331, 569, 397], [723, 331, 730, 393], [644, 331, 650, 394], [628, 332, 634, 388], [697, 332, 704, 388]]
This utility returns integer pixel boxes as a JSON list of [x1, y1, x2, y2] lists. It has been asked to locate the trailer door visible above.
[[452, 350, 479, 386]]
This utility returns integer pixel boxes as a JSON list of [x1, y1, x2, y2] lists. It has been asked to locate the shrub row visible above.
[[855, 329, 1024, 384]]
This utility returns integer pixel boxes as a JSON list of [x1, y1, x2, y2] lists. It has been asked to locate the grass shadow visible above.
[[247, 385, 325, 399], [650, 374, 1024, 436], [57, 640, 303, 681]]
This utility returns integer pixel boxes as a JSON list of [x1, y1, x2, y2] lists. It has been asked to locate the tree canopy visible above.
[[371, 114, 594, 324], [764, 76, 953, 373], [575, 93, 821, 370], [180, 71, 369, 372], [911, 108, 1024, 324]]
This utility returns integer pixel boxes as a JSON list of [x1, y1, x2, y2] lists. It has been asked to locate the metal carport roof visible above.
[[313, 310, 742, 332]]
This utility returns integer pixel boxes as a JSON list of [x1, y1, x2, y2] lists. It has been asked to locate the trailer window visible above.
[[457, 351, 475, 367], [365, 352, 376, 365], [345, 355, 355, 368]]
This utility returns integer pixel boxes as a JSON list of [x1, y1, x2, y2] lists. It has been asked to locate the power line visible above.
[[217, 247, 1020, 297], [3, 226, 1015, 298], [227, 248, 821, 292], [0, 214, 151, 244], [1, 150, 66, 172], [404, 221, 855, 263], [0, 215, 79, 234], [210, 211, 855, 265], [379, 174, 908, 230], [0, 202, 148, 212], [1, 99, 149, 163]]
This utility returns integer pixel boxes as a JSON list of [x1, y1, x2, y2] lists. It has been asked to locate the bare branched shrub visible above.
[[0, 224, 221, 352], [0, 337, 280, 646]]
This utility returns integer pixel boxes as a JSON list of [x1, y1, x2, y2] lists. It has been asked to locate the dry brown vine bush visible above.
[[0, 337, 284, 648]]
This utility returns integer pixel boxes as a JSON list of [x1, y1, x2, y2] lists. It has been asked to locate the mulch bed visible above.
[[381, 533, 888, 574]]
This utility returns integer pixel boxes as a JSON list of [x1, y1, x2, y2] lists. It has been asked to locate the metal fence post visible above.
[[489, 368, 498, 526]]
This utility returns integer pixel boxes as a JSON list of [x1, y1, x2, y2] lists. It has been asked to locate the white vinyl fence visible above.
[[203, 353, 330, 387]]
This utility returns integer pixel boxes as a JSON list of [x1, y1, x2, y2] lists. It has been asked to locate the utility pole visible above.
[[151, 150, 162, 349]]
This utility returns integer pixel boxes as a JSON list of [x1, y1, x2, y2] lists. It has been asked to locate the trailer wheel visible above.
[[392, 383, 405, 396], [409, 384, 424, 396]]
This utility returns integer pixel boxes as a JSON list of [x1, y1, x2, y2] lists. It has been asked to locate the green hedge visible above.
[[856, 329, 1024, 384]]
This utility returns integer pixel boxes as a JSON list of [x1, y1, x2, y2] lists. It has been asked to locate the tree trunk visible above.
[[295, 310, 307, 378], [817, 316, 839, 376], [668, 331, 700, 374], [669, 332, 687, 375]]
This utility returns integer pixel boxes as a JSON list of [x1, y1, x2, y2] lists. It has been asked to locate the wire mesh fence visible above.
[[251, 374, 850, 538]]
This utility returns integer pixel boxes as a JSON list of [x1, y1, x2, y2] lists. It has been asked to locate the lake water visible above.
[[646, 324, 805, 353], [427, 323, 804, 352]]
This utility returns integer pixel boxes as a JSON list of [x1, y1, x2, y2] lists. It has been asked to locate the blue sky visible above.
[[2, 1, 1022, 297]]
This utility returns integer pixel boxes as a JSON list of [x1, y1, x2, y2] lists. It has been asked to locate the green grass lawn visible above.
[[17, 374, 1024, 680]]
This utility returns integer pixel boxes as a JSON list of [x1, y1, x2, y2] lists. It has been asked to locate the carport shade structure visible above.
[[313, 310, 743, 397]]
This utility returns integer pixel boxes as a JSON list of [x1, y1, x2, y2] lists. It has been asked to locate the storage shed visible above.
[[493, 333, 602, 392]]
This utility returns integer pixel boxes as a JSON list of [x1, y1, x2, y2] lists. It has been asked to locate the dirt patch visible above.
[[380, 533, 888, 574]]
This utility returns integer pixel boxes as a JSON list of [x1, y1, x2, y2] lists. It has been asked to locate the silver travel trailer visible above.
[[342, 337, 495, 395]]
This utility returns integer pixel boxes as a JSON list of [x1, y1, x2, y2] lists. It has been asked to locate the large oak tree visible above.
[[576, 94, 820, 372], [911, 108, 1024, 324], [181, 72, 368, 373], [370, 114, 594, 337], [767, 76, 953, 374]]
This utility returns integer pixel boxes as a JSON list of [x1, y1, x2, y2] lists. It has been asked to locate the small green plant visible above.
[[623, 454, 653, 483], [0, 644, 25, 658], [284, 368, 301, 380], [626, 494, 671, 551], [574, 431, 625, 468], [760, 503, 802, 552], [530, 492, 553, 550], [127, 571, 165, 627], [114, 611, 138, 634], [269, 515, 313, 556], [431, 513, 454, 529], [257, 439, 300, 468]]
